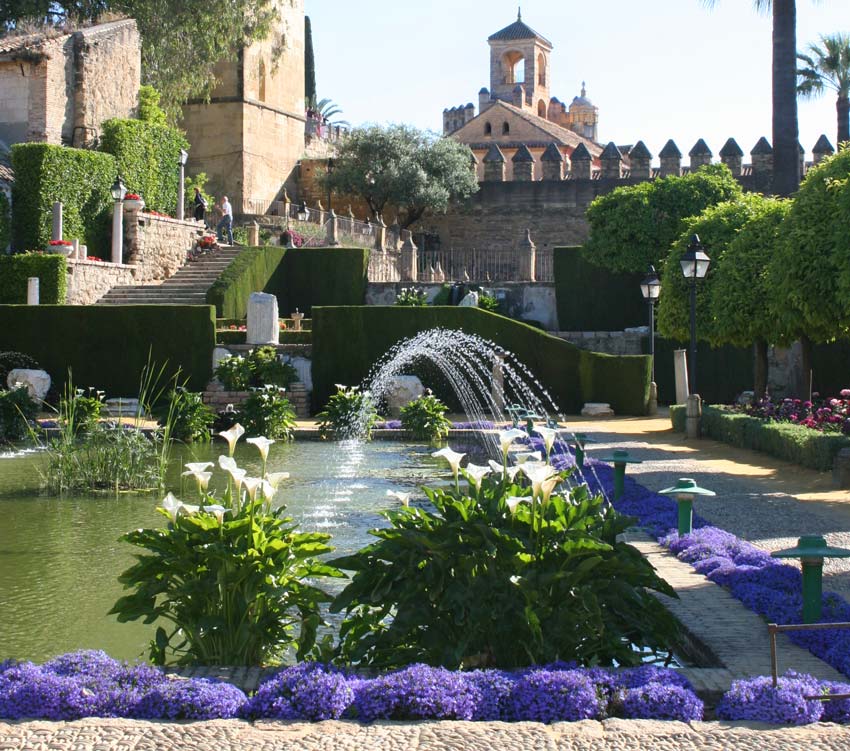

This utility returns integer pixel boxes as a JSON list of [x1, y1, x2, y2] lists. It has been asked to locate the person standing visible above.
[[217, 195, 233, 245], [193, 187, 207, 224]]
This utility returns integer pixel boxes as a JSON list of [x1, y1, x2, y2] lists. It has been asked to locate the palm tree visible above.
[[798, 33, 850, 144], [702, 0, 804, 198]]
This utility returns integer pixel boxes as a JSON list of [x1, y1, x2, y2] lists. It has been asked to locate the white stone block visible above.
[[458, 291, 479, 307], [247, 292, 279, 345], [289, 356, 312, 392], [7, 369, 51, 401], [580, 402, 614, 418], [384, 375, 425, 417], [212, 347, 231, 374]]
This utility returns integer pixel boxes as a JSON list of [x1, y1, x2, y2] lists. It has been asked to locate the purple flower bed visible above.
[[716, 672, 832, 725]]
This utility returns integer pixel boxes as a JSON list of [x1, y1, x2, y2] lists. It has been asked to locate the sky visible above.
[[305, 0, 848, 160]]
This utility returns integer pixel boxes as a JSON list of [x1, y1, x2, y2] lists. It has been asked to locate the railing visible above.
[[415, 247, 554, 283], [368, 250, 402, 282], [305, 119, 347, 142], [768, 621, 850, 700]]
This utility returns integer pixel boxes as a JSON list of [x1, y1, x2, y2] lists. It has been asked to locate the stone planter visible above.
[[124, 198, 145, 212], [47, 244, 73, 257]]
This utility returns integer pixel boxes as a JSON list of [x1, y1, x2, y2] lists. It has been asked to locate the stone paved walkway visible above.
[[1, 718, 850, 751]]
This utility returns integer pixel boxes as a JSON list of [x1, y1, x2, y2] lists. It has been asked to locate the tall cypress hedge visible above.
[[0, 255, 66, 304], [10, 144, 115, 256], [0, 191, 9, 251], [100, 119, 189, 215], [311, 306, 650, 416]]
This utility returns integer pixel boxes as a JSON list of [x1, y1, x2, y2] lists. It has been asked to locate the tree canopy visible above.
[[0, 0, 278, 122], [324, 124, 479, 228], [582, 164, 743, 273]]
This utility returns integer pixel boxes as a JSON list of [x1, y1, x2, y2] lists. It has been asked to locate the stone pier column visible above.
[[518, 229, 536, 282], [511, 144, 535, 181], [51, 201, 63, 241], [719, 138, 744, 176], [659, 140, 682, 177], [326, 209, 340, 246], [27, 277, 39, 305], [689, 139, 712, 171], [483, 143, 506, 182], [400, 230, 418, 282], [600, 142, 623, 179], [374, 215, 386, 251], [628, 141, 652, 179], [541, 143, 564, 181], [570, 143, 592, 180]]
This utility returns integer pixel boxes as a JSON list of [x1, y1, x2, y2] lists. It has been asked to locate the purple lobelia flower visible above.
[[134, 677, 247, 720], [618, 684, 704, 721], [716, 673, 824, 725], [245, 663, 352, 721], [507, 669, 601, 723]]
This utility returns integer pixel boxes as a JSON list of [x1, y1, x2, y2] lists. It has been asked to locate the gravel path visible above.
[[1, 719, 850, 751]]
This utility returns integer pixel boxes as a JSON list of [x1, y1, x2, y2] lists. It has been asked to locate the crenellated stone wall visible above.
[[124, 210, 204, 282], [65, 258, 136, 305]]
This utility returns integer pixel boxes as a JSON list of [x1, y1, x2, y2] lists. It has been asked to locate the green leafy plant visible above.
[[59, 386, 104, 435], [238, 386, 296, 440], [167, 387, 214, 442], [0, 386, 37, 443], [111, 446, 342, 665], [332, 469, 679, 669], [215, 348, 299, 391], [477, 293, 500, 313], [399, 392, 451, 441], [215, 355, 252, 391], [316, 385, 378, 440], [395, 287, 428, 306]]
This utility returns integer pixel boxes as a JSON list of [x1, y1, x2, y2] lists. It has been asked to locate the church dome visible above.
[[570, 82, 595, 108]]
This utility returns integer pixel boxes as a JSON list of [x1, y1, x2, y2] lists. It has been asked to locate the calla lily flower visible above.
[[218, 455, 238, 472], [513, 451, 543, 465], [160, 493, 181, 521], [260, 480, 275, 500], [498, 428, 527, 463], [534, 426, 559, 462], [184, 461, 213, 474], [386, 489, 411, 507], [246, 436, 275, 462], [229, 467, 247, 493], [204, 504, 227, 523], [463, 463, 492, 492], [180, 503, 200, 516], [242, 476, 264, 501], [265, 472, 290, 490], [521, 462, 558, 499], [432, 447, 466, 485], [505, 495, 529, 514], [539, 474, 561, 506], [182, 469, 212, 493], [488, 459, 522, 482], [218, 424, 245, 456]]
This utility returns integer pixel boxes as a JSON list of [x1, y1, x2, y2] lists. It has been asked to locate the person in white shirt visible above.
[[216, 195, 234, 245]]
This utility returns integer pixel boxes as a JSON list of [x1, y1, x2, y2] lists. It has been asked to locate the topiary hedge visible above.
[[100, 119, 189, 215], [0, 191, 10, 251], [0, 254, 67, 304], [312, 306, 651, 416], [0, 305, 216, 395], [206, 246, 370, 319], [554, 246, 645, 331], [10, 143, 115, 257], [697, 405, 850, 472]]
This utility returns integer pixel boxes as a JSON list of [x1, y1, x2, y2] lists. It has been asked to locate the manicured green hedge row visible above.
[[696, 405, 850, 472], [0, 254, 66, 304], [100, 119, 189, 215], [10, 143, 115, 257], [206, 246, 370, 319], [554, 246, 646, 331], [669, 404, 686, 433], [312, 306, 650, 416], [0, 305, 216, 394], [0, 191, 9, 251], [206, 247, 287, 319]]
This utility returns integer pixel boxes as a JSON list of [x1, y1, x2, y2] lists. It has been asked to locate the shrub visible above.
[[0, 253, 67, 304], [215, 354, 252, 391], [399, 392, 451, 441], [238, 386, 296, 440], [0, 386, 37, 442], [100, 118, 189, 215], [215, 347, 299, 391], [0, 191, 9, 251], [59, 386, 105, 434], [331, 473, 680, 669], [477, 293, 500, 313], [316, 385, 378, 440], [10, 143, 115, 257], [0, 351, 40, 387], [111, 455, 340, 665], [395, 287, 428, 306], [166, 387, 214, 442]]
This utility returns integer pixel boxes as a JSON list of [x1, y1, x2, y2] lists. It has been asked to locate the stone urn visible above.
[[124, 196, 145, 212], [47, 242, 73, 257]]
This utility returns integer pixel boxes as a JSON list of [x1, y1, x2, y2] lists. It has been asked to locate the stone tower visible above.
[[181, 0, 305, 214], [487, 9, 552, 114]]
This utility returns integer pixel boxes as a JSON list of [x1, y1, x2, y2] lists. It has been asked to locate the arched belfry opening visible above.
[[502, 50, 525, 85], [537, 100, 546, 117], [488, 11, 553, 107], [537, 53, 546, 86]]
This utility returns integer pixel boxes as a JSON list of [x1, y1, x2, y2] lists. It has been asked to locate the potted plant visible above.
[[47, 239, 73, 257], [123, 193, 145, 211]]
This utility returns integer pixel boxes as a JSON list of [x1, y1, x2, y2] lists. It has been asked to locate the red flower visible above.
[[125, 193, 141, 200], [48, 240, 72, 246]]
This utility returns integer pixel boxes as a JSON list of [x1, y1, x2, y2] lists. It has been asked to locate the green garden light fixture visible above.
[[658, 477, 715, 536], [771, 535, 850, 624], [594, 449, 643, 499], [570, 432, 596, 469]]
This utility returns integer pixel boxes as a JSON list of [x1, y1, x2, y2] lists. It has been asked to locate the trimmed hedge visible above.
[[0, 191, 9, 251], [0, 305, 216, 395], [311, 306, 651, 416], [206, 246, 370, 319], [691, 405, 850, 472], [0, 254, 66, 304], [100, 119, 189, 215], [10, 143, 115, 257], [670, 404, 686, 433], [554, 246, 646, 331]]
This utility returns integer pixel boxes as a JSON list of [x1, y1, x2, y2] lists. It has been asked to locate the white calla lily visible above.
[[534, 426, 559, 462], [513, 451, 543, 465], [539, 474, 561, 506], [505, 495, 529, 514], [264, 472, 290, 490], [488, 459, 522, 482], [246, 436, 275, 462], [463, 463, 492, 492], [229, 467, 247, 493], [218, 455, 238, 472], [386, 489, 411, 507], [260, 480, 275, 500], [182, 469, 212, 492], [242, 476, 263, 501], [180, 503, 200, 516], [498, 428, 527, 462], [184, 461, 213, 474], [160, 493, 181, 521], [521, 462, 558, 499], [218, 424, 245, 456], [204, 504, 227, 523], [432, 447, 466, 477]]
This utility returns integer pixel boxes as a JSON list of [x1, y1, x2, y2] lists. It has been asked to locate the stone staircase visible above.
[[97, 247, 242, 305]]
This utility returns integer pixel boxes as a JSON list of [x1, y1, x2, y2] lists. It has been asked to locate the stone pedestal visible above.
[[247, 292, 279, 345], [26, 277, 39, 305], [400, 230, 418, 282], [674, 349, 689, 405], [518, 230, 536, 282], [52, 201, 63, 241], [648, 381, 658, 416], [248, 222, 260, 246], [686, 394, 702, 439]]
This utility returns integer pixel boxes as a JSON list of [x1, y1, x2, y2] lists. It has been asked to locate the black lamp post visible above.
[[177, 149, 188, 220], [640, 264, 661, 383], [679, 234, 711, 395]]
